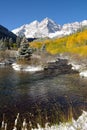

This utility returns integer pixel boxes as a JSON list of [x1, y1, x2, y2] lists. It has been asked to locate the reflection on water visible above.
[[0, 66, 87, 129]]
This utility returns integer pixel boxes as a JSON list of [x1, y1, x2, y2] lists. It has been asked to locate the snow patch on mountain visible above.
[[12, 18, 87, 38]]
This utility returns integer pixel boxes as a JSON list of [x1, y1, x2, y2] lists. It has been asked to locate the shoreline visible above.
[[0, 56, 87, 77]]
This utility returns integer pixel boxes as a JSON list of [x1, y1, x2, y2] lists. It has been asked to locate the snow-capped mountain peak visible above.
[[12, 18, 87, 38], [27, 20, 39, 27], [39, 17, 61, 33], [40, 17, 57, 26], [12, 18, 61, 38]]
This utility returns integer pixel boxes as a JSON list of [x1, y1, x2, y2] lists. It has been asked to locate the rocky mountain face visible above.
[[12, 18, 87, 38], [0, 25, 17, 41]]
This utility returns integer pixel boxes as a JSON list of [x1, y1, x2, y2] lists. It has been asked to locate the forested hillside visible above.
[[30, 29, 87, 56], [0, 25, 16, 40]]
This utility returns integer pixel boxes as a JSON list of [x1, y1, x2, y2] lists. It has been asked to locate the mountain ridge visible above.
[[12, 18, 87, 38], [0, 25, 17, 41]]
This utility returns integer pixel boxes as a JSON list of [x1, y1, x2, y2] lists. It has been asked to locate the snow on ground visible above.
[[0, 62, 5, 65], [68, 62, 82, 70], [70, 63, 87, 78], [12, 63, 43, 72], [31, 111, 87, 130], [68, 62, 87, 77], [80, 71, 87, 77]]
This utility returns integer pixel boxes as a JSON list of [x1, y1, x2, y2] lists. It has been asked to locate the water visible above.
[[0, 66, 87, 129]]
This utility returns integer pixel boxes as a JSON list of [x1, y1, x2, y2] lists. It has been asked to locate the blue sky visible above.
[[0, 0, 87, 30]]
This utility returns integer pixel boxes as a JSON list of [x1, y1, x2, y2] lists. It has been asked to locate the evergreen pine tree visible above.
[[17, 37, 32, 61], [9, 38, 13, 48], [4, 37, 10, 49], [16, 36, 21, 48], [0, 38, 7, 50]]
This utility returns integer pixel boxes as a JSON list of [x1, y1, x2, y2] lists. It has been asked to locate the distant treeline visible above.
[[0, 36, 37, 50]]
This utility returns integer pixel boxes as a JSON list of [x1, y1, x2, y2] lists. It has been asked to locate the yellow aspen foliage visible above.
[[66, 35, 77, 48], [30, 41, 43, 49], [30, 29, 87, 56]]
